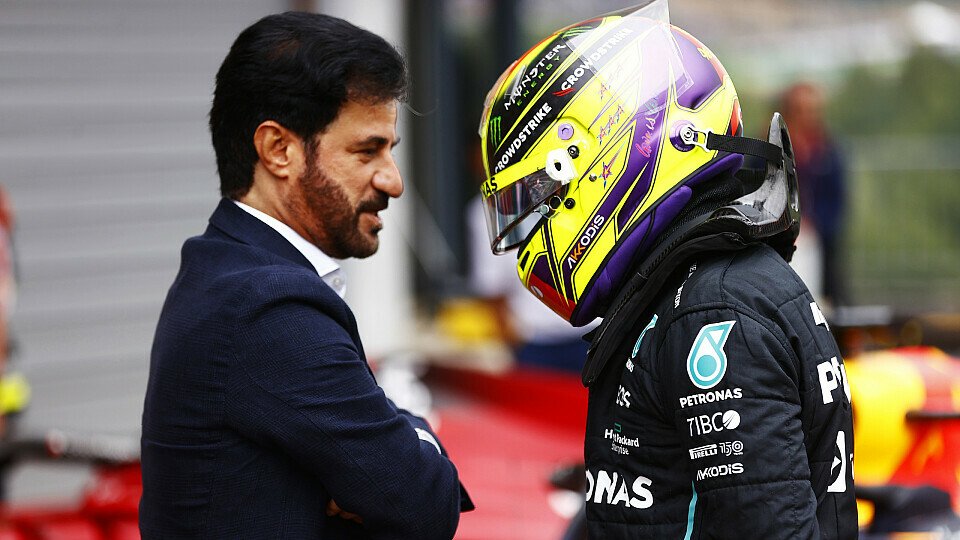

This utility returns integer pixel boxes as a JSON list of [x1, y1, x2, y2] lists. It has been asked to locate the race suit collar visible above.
[[581, 230, 753, 386]]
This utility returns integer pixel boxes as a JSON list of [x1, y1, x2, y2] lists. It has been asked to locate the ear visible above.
[[252, 121, 306, 181]]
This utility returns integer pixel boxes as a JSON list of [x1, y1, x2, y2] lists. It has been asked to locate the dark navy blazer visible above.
[[140, 199, 470, 539]]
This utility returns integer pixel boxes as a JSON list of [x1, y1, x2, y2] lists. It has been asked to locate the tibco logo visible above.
[[585, 469, 653, 509], [687, 410, 740, 437]]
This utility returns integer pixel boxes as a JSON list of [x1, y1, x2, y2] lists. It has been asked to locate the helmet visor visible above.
[[483, 169, 564, 254]]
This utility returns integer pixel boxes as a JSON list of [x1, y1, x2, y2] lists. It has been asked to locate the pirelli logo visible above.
[[688, 444, 718, 460]]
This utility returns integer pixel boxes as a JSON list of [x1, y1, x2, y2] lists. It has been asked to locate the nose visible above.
[[373, 154, 403, 198]]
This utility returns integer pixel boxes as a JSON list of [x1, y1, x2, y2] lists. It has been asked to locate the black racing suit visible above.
[[582, 241, 857, 539]]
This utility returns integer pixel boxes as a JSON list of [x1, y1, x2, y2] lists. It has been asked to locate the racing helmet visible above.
[[478, 3, 754, 326]]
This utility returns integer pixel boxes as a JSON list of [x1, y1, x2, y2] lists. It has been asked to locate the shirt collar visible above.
[[232, 200, 346, 298]]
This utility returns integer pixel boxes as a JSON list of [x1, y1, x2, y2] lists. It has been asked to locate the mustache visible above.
[[357, 192, 389, 214]]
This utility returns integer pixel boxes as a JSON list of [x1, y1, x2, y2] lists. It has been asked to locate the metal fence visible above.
[[844, 135, 960, 311]]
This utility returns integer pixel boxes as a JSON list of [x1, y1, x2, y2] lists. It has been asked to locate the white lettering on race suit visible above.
[[688, 444, 718, 460], [811, 301, 830, 330], [817, 356, 850, 405], [687, 410, 741, 437], [696, 462, 744, 481], [828, 431, 849, 493], [585, 469, 654, 509], [604, 428, 640, 448], [679, 387, 742, 408], [674, 264, 699, 308], [718, 441, 744, 457], [616, 385, 632, 408]]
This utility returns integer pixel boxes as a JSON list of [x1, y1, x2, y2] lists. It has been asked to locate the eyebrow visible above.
[[354, 136, 400, 149]]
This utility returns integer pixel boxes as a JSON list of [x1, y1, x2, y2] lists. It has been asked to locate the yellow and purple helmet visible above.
[[478, 5, 750, 326]]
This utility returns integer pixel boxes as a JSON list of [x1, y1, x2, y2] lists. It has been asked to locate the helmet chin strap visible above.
[[709, 112, 801, 261], [673, 113, 800, 260], [680, 126, 784, 166]]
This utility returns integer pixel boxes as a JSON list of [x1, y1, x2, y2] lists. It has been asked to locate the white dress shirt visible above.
[[233, 200, 346, 298]]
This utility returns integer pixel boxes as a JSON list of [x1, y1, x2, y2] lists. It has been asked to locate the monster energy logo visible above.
[[562, 26, 591, 39], [490, 116, 503, 147], [505, 42, 568, 110]]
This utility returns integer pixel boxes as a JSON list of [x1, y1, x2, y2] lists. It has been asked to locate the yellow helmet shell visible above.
[[479, 13, 743, 325]]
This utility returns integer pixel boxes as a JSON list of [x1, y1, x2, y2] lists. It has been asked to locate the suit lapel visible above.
[[207, 199, 370, 368], [208, 198, 317, 275]]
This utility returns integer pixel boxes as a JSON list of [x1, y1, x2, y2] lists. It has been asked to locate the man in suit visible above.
[[140, 12, 471, 539]]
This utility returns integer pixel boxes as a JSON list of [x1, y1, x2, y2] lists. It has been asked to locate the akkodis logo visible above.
[[686, 321, 736, 389]]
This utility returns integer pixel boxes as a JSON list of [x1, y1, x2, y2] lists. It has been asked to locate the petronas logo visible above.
[[686, 321, 735, 389]]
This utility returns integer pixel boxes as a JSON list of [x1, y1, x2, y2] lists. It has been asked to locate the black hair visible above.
[[209, 11, 407, 198]]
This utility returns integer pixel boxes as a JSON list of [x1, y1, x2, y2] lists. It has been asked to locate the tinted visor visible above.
[[483, 169, 564, 254]]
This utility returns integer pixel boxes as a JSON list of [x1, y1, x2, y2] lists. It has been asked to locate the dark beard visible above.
[[298, 159, 387, 260]]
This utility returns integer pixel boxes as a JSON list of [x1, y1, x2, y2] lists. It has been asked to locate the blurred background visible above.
[[0, 0, 959, 538]]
